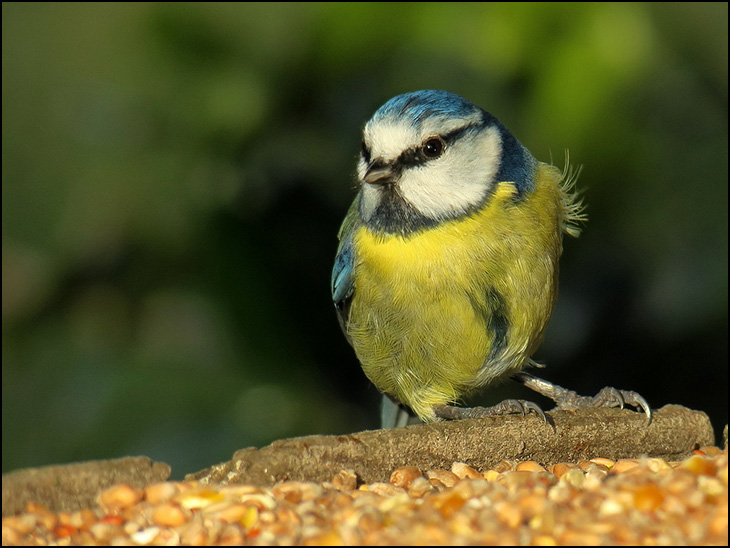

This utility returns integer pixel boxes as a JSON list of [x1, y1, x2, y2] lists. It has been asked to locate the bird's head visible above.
[[357, 90, 536, 235]]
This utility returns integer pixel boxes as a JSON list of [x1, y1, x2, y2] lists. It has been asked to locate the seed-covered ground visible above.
[[2, 448, 726, 545]]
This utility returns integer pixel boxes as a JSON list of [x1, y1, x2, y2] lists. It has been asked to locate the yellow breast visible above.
[[346, 163, 567, 422]]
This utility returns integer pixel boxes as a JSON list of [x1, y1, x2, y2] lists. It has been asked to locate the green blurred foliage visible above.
[[3, 3, 727, 477]]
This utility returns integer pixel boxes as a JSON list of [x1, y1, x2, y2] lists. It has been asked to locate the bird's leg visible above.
[[513, 371, 652, 423], [381, 395, 416, 429], [433, 399, 547, 422]]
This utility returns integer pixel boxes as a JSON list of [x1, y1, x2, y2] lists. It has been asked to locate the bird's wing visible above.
[[331, 197, 361, 338]]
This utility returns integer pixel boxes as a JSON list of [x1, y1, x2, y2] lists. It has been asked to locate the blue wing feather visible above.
[[331, 235, 355, 306]]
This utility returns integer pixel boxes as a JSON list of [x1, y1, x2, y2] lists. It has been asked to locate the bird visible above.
[[331, 90, 650, 428]]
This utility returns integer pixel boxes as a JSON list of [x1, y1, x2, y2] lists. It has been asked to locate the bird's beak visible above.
[[363, 163, 396, 186]]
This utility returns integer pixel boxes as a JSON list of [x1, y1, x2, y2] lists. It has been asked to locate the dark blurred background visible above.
[[3, 3, 727, 478]]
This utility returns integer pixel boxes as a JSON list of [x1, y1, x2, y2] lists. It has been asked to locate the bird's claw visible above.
[[589, 387, 652, 422], [514, 372, 652, 424]]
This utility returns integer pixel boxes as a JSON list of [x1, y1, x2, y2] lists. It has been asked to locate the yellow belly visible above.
[[346, 163, 567, 421]]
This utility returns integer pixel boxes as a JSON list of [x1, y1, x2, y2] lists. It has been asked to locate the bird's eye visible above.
[[422, 137, 445, 159]]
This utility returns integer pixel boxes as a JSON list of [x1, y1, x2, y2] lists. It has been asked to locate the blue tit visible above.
[[332, 90, 645, 429]]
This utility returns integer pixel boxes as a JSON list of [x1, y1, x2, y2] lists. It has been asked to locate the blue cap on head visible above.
[[370, 90, 482, 128]]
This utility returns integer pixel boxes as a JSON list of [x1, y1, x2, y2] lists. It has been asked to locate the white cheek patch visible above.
[[398, 125, 503, 220], [357, 156, 375, 222], [356, 156, 367, 183], [359, 182, 380, 222]]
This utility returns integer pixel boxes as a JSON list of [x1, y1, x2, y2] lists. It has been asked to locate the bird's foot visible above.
[[513, 372, 652, 423], [433, 399, 547, 423]]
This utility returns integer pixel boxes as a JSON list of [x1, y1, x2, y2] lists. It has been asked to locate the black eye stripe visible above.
[[360, 121, 485, 173], [442, 122, 482, 144], [396, 122, 483, 167]]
